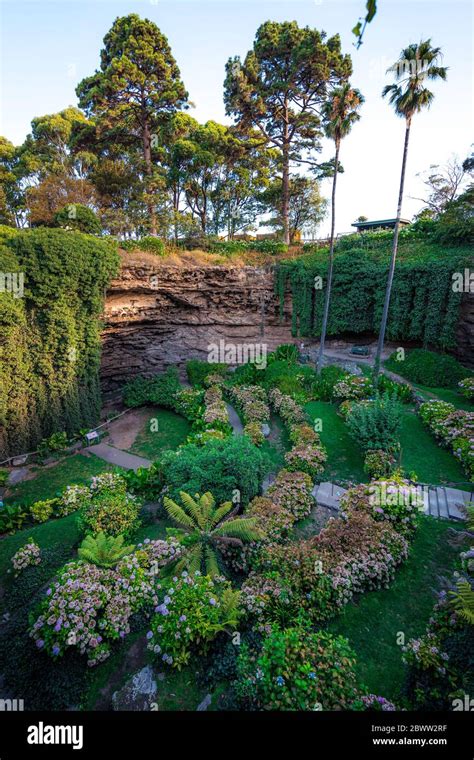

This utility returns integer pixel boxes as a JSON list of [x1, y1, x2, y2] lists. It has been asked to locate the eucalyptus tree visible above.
[[373, 40, 447, 378], [76, 14, 188, 236], [316, 84, 364, 374], [224, 20, 351, 244]]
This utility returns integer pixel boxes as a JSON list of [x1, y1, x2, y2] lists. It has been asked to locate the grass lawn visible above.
[[4, 454, 118, 507], [305, 401, 366, 484], [413, 384, 474, 412], [327, 517, 464, 704], [399, 408, 467, 485], [305, 401, 466, 486], [129, 407, 190, 460]]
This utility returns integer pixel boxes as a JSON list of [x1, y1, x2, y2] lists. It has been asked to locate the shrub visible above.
[[38, 431, 68, 458], [186, 360, 228, 388], [385, 349, 469, 388], [244, 421, 265, 446], [377, 374, 413, 403], [30, 499, 57, 523], [333, 374, 373, 401], [202, 384, 231, 433], [364, 449, 396, 479], [228, 385, 270, 426], [266, 469, 314, 521], [346, 393, 402, 453], [78, 473, 141, 538], [122, 367, 180, 408], [137, 236, 166, 255], [162, 436, 269, 507], [0, 467, 8, 486], [235, 627, 361, 711], [419, 401, 474, 479], [459, 377, 474, 401], [121, 463, 164, 500], [58, 483, 91, 516], [268, 387, 306, 425], [0, 503, 30, 534], [173, 387, 203, 422], [273, 344, 299, 363], [263, 361, 314, 400], [147, 573, 241, 669], [284, 442, 327, 480], [312, 365, 347, 401], [339, 478, 423, 537], [30, 539, 179, 666], [11, 539, 41, 575], [54, 204, 101, 234]]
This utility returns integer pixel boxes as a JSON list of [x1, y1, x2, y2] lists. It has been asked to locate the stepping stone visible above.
[[224, 402, 244, 435], [11, 455, 28, 467], [444, 487, 473, 521], [312, 481, 347, 512], [6, 467, 30, 486], [196, 694, 212, 712], [112, 666, 157, 711]]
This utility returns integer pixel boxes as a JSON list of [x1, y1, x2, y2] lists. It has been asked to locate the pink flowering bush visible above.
[[268, 388, 306, 425], [11, 539, 41, 575], [147, 572, 241, 669], [333, 375, 373, 401], [30, 539, 180, 666], [266, 469, 314, 521], [203, 385, 231, 432], [419, 401, 474, 479], [229, 385, 270, 425], [458, 377, 474, 401], [340, 477, 422, 537], [284, 442, 327, 480]]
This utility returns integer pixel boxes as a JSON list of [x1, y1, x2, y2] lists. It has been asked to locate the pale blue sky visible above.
[[1, 0, 472, 234]]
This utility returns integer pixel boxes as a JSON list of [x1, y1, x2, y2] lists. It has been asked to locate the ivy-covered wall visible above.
[[0, 227, 120, 459], [275, 249, 470, 350]]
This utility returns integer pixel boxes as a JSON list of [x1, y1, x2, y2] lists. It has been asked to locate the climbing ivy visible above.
[[0, 228, 119, 459], [275, 244, 469, 349]]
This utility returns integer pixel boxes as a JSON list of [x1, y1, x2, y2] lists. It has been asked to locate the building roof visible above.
[[351, 218, 411, 228]]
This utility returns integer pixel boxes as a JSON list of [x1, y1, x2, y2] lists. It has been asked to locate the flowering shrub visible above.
[[30, 499, 57, 523], [229, 385, 270, 426], [268, 388, 306, 425], [204, 372, 227, 387], [59, 484, 90, 516], [247, 496, 296, 542], [30, 539, 179, 666], [173, 387, 203, 422], [419, 401, 474, 479], [266, 469, 314, 521], [458, 377, 474, 401], [243, 421, 265, 446], [79, 473, 141, 538], [203, 385, 231, 432], [147, 573, 241, 669], [361, 694, 396, 711], [284, 442, 327, 480], [346, 393, 402, 453], [11, 539, 41, 575], [338, 400, 356, 419], [402, 632, 449, 676], [288, 423, 319, 446], [364, 449, 396, 479], [235, 627, 361, 711], [339, 478, 421, 537], [333, 375, 373, 401]]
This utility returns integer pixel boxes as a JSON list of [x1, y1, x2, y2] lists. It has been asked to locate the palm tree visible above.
[[316, 84, 364, 374], [163, 491, 260, 576], [373, 40, 447, 378]]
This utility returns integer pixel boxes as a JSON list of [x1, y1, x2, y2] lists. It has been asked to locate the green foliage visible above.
[[54, 204, 102, 234], [38, 431, 68, 458], [385, 349, 470, 388], [78, 474, 141, 538], [138, 236, 166, 255], [364, 449, 396, 479], [163, 490, 260, 576], [122, 367, 181, 408], [121, 463, 164, 499], [30, 499, 57, 523], [272, 343, 299, 363], [0, 467, 8, 486], [346, 393, 402, 453], [148, 573, 241, 669], [310, 365, 348, 401], [450, 580, 474, 625], [162, 435, 269, 507], [0, 503, 30, 534], [78, 532, 135, 568], [0, 228, 119, 459], [235, 627, 361, 711], [186, 359, 228, 388]]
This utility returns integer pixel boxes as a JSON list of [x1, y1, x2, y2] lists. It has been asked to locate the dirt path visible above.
[[106, 408, 151, 451]]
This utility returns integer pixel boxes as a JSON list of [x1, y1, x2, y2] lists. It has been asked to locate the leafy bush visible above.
[[38, 431, 69, 458], [122, 367, 180, 408], [121, 463, 164, 500], [263, 361, 314, 400], [78, 473, 141, 538], [203, 384, 231, 433], [272, 343, 299, 363], [0, 467, 8, 486], [346, 393, 402, 453], [459, 377, 474, 401], [186, 359, 228, 388], [284, 441, 327, 480], [385, 349, 470, 388], [173, 387, 204, 422], [54, 204, 101, 234], [147, 573, 241, 669], [228, 385, 270, 427], [333, 374, 373, 401], [30, 499, 57, 523], [311, 365, 347, 401], [235, 627, 361, 711], [364, 449, 396, 479], [137, 236, 166, 255], [162, 436, 269, 507], [340, 478, 423, 537], [377, 374, 413, 403], [419, 400, 474, 478], [268, 387, 306, 425], [0, 503, 30, 534]]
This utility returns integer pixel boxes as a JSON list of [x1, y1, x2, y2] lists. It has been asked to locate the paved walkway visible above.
[[225, 402, 244, 435], [85, 443, 151, 471], [312, 481, 472, 521]]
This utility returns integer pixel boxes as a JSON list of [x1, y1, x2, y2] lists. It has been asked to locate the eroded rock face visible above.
[[101, 263, 295, 392], [100, 261, 474, 393]]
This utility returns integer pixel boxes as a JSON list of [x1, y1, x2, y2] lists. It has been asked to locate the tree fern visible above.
[[178, 490, 206, 529], [78, 532, 135, 568], [214, 517, 260, 542], [450, 580, 474, 625], [163, 496, 196, 529]]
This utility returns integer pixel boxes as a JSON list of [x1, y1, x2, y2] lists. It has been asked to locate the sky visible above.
[[0, 0, 472, 235]]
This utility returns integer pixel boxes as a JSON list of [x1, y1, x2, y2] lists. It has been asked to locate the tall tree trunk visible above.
[[373, 118, 411, 378], [282, 97, 290, 245], [142, 119, 157, 236], [316, 140, 340, 375]]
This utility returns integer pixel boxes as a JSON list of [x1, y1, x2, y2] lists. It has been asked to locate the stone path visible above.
[[225, 402, 244, 435], [84, 443, 151, 471], [312, 481, 472, 521]]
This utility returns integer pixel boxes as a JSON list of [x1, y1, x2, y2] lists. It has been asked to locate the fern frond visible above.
[[186, 543, 203, 574], [163, 496, 195, 529], [178, 491, 205, 529], [450, 580, 474, 625], [210, 501, 233, 528], [213, 517, 261, 542], [204, 544, 220, 576]]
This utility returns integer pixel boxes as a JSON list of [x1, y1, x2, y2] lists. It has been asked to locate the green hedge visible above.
[[275, 248, 469, 349], [0, 228, 119, 459]]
